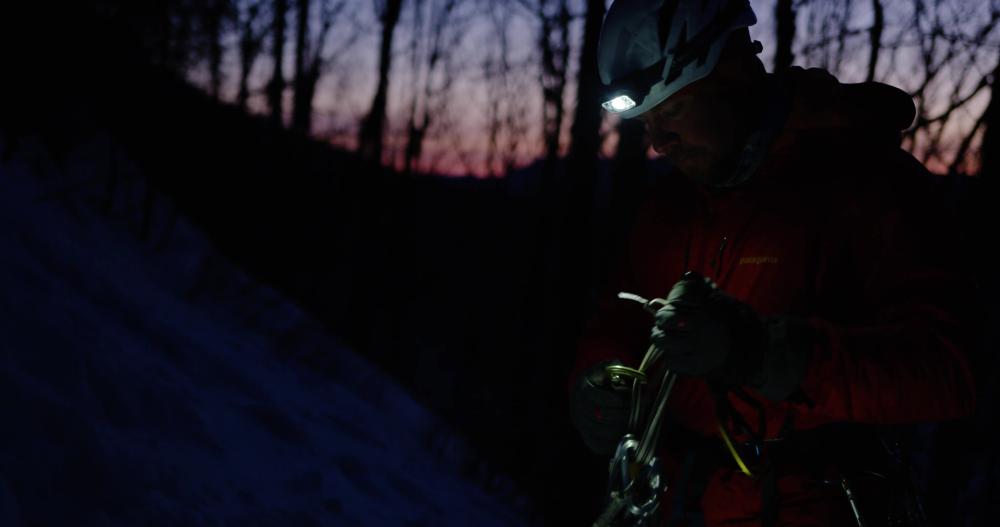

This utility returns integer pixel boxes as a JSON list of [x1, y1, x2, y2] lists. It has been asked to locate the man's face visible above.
[[636, 79, 749, 186]]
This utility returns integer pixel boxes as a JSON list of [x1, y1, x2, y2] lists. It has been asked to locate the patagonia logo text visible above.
[[739, 256, 779, 265]]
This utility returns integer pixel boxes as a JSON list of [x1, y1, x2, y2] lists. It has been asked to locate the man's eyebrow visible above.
[[660, 100, 685, 118]]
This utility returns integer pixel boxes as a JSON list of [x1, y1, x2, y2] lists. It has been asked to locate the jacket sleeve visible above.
[[789, 155, 979, 428]]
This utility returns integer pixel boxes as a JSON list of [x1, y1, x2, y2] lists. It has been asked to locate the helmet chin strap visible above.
[[710, 74, 791, 189]]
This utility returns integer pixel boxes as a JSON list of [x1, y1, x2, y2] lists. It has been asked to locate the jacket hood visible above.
[[771, 67, 916, 153]]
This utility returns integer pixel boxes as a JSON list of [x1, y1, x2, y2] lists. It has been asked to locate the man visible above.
[[569, 0, 979, 525]]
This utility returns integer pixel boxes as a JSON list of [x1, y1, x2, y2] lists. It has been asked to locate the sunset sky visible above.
[[185, 0, 998, 177]]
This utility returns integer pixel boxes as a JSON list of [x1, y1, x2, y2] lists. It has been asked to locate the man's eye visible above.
[[664, 103, 686, 119]]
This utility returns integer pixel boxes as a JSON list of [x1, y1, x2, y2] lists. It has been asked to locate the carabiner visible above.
[[605, 364, 647, 386]]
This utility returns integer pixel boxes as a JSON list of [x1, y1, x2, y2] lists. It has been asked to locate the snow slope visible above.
[[0, 134, 528, 526]]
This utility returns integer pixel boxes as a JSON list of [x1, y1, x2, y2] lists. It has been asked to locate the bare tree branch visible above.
[[912, 73, 990, 130], [948, 105, 986, 175]]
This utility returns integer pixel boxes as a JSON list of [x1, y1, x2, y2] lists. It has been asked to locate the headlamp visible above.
[[602, 95, 637, 113], [599, 56, 667, 116]]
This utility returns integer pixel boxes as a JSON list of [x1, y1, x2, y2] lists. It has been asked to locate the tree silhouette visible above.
[[267, 0, 289, 127], [291, 0, 354, 135], [358, 0, 405, 164], [203, 0, 233, 99], [402, 0, 463, 175], [292, 0, 311, 133], [483, 2, 530, 177], [538, 0, 572, 181], [236, 0, 268, 111], [793, 0, 998, 174], [560, 0, 607, 307], [567, 0, 605, 172], [867, 0, 884, 82], [976, 53, 999, 181], [774, 0, 796, 71]]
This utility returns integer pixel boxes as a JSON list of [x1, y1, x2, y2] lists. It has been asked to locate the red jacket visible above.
[[572, 68, 977, 526]]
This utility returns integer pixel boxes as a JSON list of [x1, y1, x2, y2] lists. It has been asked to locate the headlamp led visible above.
[[599, 56, 667, 116], [602, 95, 637, 113]]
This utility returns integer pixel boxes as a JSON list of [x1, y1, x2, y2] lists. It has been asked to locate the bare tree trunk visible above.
[[867, 0, 884, 82], [291, 0, 311, 134], [237, 1, 265, 111], [564, 0, 605, 248], [403, 0, 426, 175], [558, 0, 607, 324], [267, 0, 288, 127], [538, 0, 571, 182], [206, 0, 229, 99], [980, 53, 1000, 181], [237, 41, 253, 109], [288, 0, 353, 136], [774, 0, 796, 72], [567, 0, 605, 170], [533, 0, 572, 326], [358, 0, 405, 164], [296, 66, 320, 135], [483, 3, 523, 177], [560, 0, 605, 278], [403, 0, 460, 175]]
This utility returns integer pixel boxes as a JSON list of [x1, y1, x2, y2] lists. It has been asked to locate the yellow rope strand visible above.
[[718, 424, 755, 478]]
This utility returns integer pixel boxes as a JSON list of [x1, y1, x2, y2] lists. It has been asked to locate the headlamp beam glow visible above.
[[602, 94, 637, 113]]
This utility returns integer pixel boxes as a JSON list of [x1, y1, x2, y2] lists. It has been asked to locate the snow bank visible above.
[[0, 134, 528, 526]]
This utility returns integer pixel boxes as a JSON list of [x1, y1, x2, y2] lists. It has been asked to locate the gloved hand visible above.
[[570, 360, 632, 455], [650, 271, 764, 384], [650, 271, 815, 400]]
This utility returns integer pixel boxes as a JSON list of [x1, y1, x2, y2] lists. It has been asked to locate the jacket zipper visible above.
[[710, 236, 728, 280]]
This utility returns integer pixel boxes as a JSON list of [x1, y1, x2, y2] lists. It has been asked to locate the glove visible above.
[[650, 271, 763, 382], [650, 272, 815, 400], [570, 360, 632, 455]]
